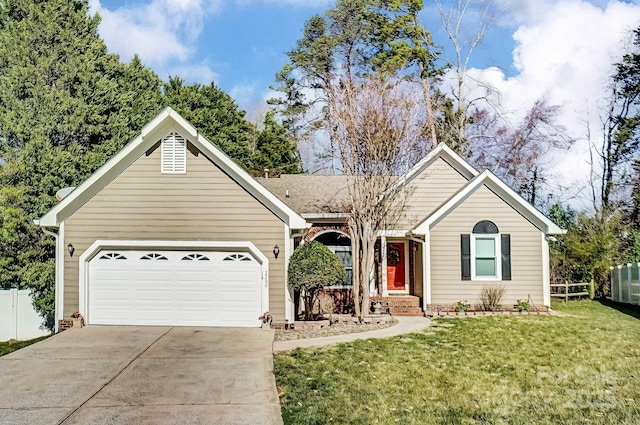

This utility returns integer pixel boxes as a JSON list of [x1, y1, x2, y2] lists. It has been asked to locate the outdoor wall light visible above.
[[67, 243, 75, 257], [273, 244, 280, 259]]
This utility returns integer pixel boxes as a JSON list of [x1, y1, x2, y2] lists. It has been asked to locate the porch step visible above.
[[381, 295, 424, 317]]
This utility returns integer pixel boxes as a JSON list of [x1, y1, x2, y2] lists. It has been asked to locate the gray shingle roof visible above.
[[256, 175, 351, 214]]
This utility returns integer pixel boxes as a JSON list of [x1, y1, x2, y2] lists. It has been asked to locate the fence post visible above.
[[618, 265, 623, 302], [610, 266, 614, 300], [636, 263, 640, 305], [628, 263, 633, 304], [12, 288, 18, 340], [565, 280, 568, 303]]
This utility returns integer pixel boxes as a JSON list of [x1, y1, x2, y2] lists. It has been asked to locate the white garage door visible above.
[[87, 250, 263, 327]]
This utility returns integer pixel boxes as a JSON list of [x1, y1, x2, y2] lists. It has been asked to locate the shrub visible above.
[[480, 285, 505, 311], [288, 241, 346, 320], [516, 299, 530, 312], [455, 300, 470, 312]]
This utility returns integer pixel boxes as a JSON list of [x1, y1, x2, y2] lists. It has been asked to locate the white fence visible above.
[[0, 289, 49, 341], [610, 263, 640, 305]]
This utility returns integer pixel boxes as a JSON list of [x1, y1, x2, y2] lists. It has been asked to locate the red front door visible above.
[[386, 242, 405, 291]]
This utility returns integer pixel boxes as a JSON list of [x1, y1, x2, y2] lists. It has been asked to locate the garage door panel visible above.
[[176, 290, 214, 302], [88, 249, 263, 327], [135, 270, 174, 282], [93, 307, 131, 319]]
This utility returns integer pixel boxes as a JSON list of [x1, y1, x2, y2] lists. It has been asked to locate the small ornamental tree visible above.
[[288, 241, 346, 320]]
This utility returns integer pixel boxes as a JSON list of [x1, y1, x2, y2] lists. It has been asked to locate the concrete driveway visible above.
[[0, 326, 283, 425]]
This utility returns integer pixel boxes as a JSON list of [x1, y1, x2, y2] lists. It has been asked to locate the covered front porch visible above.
[[375, 234, 425, 316], [307, 227, 427, 317]]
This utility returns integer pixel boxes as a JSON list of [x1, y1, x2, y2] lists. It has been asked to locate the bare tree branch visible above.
[[325, 75, 422, 319]]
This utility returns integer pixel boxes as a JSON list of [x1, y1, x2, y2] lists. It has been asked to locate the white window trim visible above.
[[470, 234, 501, 280]]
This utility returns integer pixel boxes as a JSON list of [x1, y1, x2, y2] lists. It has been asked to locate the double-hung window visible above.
[[461, 220, 511, 281], [472, 234, 500, 279]]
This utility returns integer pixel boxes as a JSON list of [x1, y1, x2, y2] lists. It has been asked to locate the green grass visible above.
[[0, 335, 50, 357], [274, 300, 640, 424]]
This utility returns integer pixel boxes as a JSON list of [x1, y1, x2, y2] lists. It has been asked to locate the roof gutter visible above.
[[301, 213, 349, 220]]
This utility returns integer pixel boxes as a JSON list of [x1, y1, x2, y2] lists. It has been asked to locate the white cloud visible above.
[[89, 0, 221, 66], [230, 83, 258, 110], [166, 64, 218, 85], [462, 0, 640, 208]]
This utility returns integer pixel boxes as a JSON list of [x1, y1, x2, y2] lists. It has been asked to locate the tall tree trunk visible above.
[[350, 232, 362, 319]]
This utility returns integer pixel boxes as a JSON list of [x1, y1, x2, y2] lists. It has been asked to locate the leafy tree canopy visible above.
[[163, 77, 301, 176], [270, 0, 442, 145]]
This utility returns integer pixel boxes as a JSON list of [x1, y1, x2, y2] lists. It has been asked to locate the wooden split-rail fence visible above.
[[550, 281, 592, 302]]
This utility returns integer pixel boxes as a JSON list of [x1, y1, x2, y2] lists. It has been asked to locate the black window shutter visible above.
[[501, 234, 511, 281], [461, 234, 471, 280]]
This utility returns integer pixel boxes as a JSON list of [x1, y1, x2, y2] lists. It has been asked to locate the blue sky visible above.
[[89, 0, 640, 207], [91, 0, 517, 111]]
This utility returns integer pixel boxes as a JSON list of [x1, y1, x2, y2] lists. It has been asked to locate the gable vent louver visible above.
[[161, 132, 187, 174]]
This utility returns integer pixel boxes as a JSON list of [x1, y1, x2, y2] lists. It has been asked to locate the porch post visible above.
[[542, 233, 551, 307], [424, 231, 431, 310], [381, 235, 388, 296]]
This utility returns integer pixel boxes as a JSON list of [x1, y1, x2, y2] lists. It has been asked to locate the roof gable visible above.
[[37, 107, 307, 229], [259, 144, 477, 218], [413, 170, 565, 235], [403, 143, 478, 184]]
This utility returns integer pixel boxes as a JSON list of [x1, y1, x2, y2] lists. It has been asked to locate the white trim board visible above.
[[413, 170, 565, 235], [402, 143, 478, 184]]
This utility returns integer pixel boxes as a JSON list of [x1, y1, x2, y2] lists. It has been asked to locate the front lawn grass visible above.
[[0, 335, 49, 357], [274, 300, 640, 424]]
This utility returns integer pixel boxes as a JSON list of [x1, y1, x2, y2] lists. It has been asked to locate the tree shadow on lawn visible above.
[[598, 298, 640, 320]]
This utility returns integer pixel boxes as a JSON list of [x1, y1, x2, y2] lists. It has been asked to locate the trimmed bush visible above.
[[288, 241, 346, 320]]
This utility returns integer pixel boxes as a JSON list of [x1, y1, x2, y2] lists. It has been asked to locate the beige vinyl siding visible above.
[[396, 158, 469, 230], [63, 146, 287, 319], [430, 185, 544, 306]]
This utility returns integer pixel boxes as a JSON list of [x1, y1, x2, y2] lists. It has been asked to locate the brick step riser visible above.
[[389, 312, 425, 317], [389, 310, 424, 314], [380, 296, 424, 316], [383, 301, 421, 307], [388, 308, 424, 315]]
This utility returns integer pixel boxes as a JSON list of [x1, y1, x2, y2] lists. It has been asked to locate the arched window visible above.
[[472, 220, 499, 234], [461, 221, 511, 281], [312, 231, 352, 287]]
